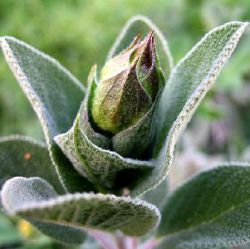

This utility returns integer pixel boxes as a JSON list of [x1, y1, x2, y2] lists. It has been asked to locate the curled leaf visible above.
[[130, 21, 249, 197], [0, 36, 93, 192], [1, 177, 160, 237]]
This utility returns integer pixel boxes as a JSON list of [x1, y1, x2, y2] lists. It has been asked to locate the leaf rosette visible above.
[[54, 31, 166, 192], [0, 15, 249, 247]]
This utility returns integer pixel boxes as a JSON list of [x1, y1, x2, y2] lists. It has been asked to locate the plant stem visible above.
[[88, 230, 119, 249], [138, 238, 161, 249]]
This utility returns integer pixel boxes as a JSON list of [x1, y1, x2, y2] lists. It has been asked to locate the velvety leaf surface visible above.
[[0, 36, 93, 192], [129, 21, 248, 197], [141, 179, 168, 210], [155, 21, 249, 153], [0, 36, 85, 138], [0, 136, 63, 194], [55, 116, 153, 191], [157, 165, 250, 249], [55, 74, 156, 192], [0, 177, 86, 244], [107, 15, 173, 78], [1, 177, 160, 237], [30, 220, 86, 244]]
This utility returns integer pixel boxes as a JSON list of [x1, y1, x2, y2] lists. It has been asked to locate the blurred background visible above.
[[0, 0, 250, 248]]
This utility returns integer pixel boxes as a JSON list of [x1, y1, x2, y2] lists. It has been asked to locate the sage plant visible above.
[[0, 16, 249, 249]]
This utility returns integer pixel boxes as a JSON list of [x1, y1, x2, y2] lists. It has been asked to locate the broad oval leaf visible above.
[[0, 176, 86, 244], [129, 21, 248, 197], [107, 15, 173, 78], [0, 36, 93, 192], [157, 164, 250, 249], [30, 220, 86, 244], [0, 135, 63, 194], [1, 177, 160, 237]]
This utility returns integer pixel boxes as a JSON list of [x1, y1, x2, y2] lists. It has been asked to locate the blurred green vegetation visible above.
[[1, 0, 250, 140], [0, 0, 250, 248]]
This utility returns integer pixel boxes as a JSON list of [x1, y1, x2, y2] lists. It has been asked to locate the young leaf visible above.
[[130, 21, 248, 197], [55, 116, 153, 191], [30, 220, 86, 244], [107, 15, 173, 78], [141, 179, 168, 210], [157, 164, 250, 249], [155, 21, 249, 153], [0, 135, 63, 194], [1, 177, 160, 237], [0, 36, 85, 138], [0, 176, 86, 244], [0, 36, 92, 192]]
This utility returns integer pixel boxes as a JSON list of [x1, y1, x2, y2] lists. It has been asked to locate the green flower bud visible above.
[[92, 31, 163, 135]]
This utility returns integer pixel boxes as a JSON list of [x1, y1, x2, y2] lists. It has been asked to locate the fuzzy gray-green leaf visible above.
[[0, 177, 86, 244], [157, 164, 250, 249], [0, 136, 63, 194], [55, 116, 153, 191], [1, 177, 160, 237], [141, 179, 168, 210], [155, 21, 249, 154], [0, 36, 93, 192], [30, 220, 86, 244], [129, 21, 248, 197]]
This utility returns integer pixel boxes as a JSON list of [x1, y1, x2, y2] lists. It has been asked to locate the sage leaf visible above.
[[0, 36, 93, 192], [30, 220, 86, 244], [0, 176, 86, 244], [157, 164, 250, 249], [0, 135, 63, 194], [55, 116, 153, 191], [1, 177, 160, 237], [141, 179, 168, 210], [155, 21, 248, 153], [130, 21, 248, 197]]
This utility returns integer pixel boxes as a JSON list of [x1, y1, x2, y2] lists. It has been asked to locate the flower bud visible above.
[[92, 31, 162, 134]]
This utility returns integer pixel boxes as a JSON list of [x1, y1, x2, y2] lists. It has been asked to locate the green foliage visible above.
[[1, 177, 160, 237], [0, 8, 249, 249], [1, 0, 250, 139], [55, 114, 153, 192], [132, 21, 248, 198], [155, 21, 248, 153], [0, 212, 22, 245], [0, 135, 63, 193], [157, 165, 250, 249], [0, 36, 94, 193]]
